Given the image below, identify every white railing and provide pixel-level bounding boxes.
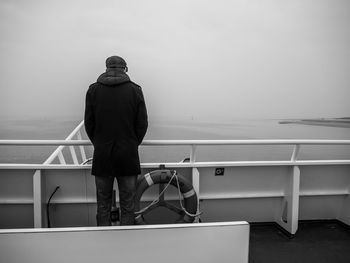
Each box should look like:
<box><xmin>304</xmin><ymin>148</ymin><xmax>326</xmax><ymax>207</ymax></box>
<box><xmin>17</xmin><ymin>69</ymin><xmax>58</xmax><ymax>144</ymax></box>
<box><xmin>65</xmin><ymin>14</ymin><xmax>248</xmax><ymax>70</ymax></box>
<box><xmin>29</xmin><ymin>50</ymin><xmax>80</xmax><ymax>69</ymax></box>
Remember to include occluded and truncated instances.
<box><xmin>43</xmin><ymin>120</ymin><xmax>87</xmax><ymax>165</ymax></box>
<box><xmin>1</xmin><ymin>139</ymin><xmax>350</xmax><ymax>169</ymax></box>
<box><xmin>0</xmin><ymin>121</ymin><xmax>349</xmax><ymax>234</ymax></box>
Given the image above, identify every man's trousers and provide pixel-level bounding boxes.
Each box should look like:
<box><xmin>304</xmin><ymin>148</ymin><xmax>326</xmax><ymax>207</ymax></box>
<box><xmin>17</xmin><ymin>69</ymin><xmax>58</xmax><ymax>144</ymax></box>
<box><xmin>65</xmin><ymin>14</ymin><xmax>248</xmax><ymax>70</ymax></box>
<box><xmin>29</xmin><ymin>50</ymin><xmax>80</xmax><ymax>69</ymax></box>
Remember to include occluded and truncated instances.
<box><xmin>95</xmin><ymin>175</ymin><xmax>138</xmax><ymax>226</ymax></box>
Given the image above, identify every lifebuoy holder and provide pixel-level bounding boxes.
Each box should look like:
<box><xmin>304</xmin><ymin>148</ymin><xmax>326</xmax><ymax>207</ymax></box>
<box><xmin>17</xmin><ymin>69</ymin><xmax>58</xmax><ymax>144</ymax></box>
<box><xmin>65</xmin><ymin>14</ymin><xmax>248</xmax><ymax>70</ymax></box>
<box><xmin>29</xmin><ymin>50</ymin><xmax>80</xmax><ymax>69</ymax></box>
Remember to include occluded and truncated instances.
<box><xmin>134</xmin><ymin>169</ymin><xmax>199</xmax><ymax>224</ymax></box>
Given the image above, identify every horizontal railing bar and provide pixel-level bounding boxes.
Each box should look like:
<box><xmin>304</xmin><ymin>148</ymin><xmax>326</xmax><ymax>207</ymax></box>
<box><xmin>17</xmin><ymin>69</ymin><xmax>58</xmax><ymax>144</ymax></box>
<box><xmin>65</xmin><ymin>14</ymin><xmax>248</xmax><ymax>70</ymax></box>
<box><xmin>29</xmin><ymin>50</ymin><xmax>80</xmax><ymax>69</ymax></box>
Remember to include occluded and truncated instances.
<box><xmin>142</xmin><ymin>139</ymin><xmax>350</xmax><ymax>146</ymax></box>
<box><xmin>200</xmin><ymin>193</ymin><xmax>285</xmax><ymax>199</ymax></box>
<box><xmin>200</xmin><ymin>190</ymin><xmax>349</xmax><ymax>200</ymax></box>
<box><xmin>142</xmin><ymin>161</ymin><xmax>296</xmax><ymax>168</ymax></box>
<box><xmin>1</xmin><ymin>139</ymin><xmax>350</xmax><ymax>146</ymax></box>
<box><xmin>300</xmin><ymin>190</ymin><xmax>349</xmax><ymax>196</ymax></box>
<box><xmin>0</xmin><ymin>198</ymin><xmax>34</xmax><ymax>204</ymax></box>
<box><xmin>0</xmin><ymin>140</ymin><xmax>91</xmax><ymax>146</ymax></box>
<box><xmin>1</xmin><ymin>159</ymin><xmax>349</xmax><ymax>169</ymax></box>
<box><xmin>1</xmin><ymin>189</ymin><xmax>347</xmax><ymax>205</ymax></box>
<box><xmin>294</xmin><ymin>160</ymin><xmax>350</xmax><ymax>165</ymax></box>
<box><xmin>0</xmin><ymin>198</ymin><xmax>182</xmax><ymax>205</ymax></box>
<box><xmin>143</xmin><ymin>160</ymin><xmax>350</xmax><ymax>167</ymax></box>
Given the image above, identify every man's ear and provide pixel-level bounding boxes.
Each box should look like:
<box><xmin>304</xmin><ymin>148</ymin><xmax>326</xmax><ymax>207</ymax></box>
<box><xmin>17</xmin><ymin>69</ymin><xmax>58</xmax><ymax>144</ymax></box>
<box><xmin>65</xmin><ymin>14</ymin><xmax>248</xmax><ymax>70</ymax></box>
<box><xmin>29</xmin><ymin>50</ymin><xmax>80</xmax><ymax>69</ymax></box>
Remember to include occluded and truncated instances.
<box><xmin>125</xmin><ymin>66</ymin><xmax>128</xmax><ymax>73</ymax></box>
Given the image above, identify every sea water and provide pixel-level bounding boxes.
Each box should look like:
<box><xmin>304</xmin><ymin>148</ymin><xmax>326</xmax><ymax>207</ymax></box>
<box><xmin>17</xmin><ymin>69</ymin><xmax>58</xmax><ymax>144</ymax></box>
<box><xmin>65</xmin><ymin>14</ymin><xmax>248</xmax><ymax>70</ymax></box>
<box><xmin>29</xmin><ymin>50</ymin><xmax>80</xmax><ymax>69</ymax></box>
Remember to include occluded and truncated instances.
<box><xmin>0</xmin><ymin>117</ymin><xmax>349</xmax><ymax>164</ymax></box>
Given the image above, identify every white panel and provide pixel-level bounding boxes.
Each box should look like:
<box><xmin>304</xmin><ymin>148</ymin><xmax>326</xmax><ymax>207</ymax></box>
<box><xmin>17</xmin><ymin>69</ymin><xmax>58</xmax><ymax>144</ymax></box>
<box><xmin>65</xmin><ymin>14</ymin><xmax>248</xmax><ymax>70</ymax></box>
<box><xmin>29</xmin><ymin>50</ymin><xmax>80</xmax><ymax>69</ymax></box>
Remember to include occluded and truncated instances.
<box><xmin>339</xmin><ymin>196</ymin><xmax>350</xmax><ymax>225</ymax></box>
<box><xmin>199</xmin><ymin>166</ymin><xmax>289</xmax><ymax>196</ymax></box>
<box><xmin>200</xmin><ymin>198</ymin><xmax>282</xmax><ymax>222</ymax></box>
<box><xmin>84</xmin><ymin>169</ymin><xmax>96</xmax><ymax>201</ymax></box>
<box><xmin>0</xmin><ymin>222</ymin><xmax>249</xmax><ymax>263</ymax></box>
<box><xmin>0</xmin><ymin>205</ymin><xmax>33</xmax><ymax>229</ymax></box>
<box><xmin>47</xmin><ymin>203</ymin><xmax>92</xmax><ymax>228</ymax></box>
<box><xmin>299</xmin><ymin>196</ymin><xmax>345</xmax><ymax>220</ymax></box>
<box><xmin>338</xmin><ymin>177</ymin><xmax>350</xmax><ymax>225</ymax></box>
<box><xmin>44</xmin><ymin>170</ymin><xmax>88</xmax><ymax>200</ymax></box>
<box><xmin>300</xmin><ymin>166</ymin><xmax>350</xmax><ymax>193</ymax></box>
<box><xmin>0</xmin><ymin>170</ymin><xmax>34</xmax><ymax>200</ymax></box>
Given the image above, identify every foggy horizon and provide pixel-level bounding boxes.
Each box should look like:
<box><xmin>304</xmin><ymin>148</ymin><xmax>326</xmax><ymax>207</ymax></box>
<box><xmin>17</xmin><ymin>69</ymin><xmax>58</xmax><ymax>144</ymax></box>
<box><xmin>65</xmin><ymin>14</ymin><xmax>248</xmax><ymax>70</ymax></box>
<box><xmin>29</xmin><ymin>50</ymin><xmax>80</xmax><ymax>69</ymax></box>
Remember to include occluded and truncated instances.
<box><xmin>1</xmin><ymin>0</ymin><xmax>349</xmax><ymax>121</ymax></box>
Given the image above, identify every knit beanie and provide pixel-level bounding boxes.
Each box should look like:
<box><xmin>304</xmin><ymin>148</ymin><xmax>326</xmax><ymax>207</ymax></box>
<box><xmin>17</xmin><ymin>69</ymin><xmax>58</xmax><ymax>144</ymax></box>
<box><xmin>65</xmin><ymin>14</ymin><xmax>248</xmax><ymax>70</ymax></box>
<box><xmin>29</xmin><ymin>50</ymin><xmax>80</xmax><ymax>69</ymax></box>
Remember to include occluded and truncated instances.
<box><xmin>106</xmin><ymin>56</ymin><xmax>127</xmax><ymax>69</ymax></box>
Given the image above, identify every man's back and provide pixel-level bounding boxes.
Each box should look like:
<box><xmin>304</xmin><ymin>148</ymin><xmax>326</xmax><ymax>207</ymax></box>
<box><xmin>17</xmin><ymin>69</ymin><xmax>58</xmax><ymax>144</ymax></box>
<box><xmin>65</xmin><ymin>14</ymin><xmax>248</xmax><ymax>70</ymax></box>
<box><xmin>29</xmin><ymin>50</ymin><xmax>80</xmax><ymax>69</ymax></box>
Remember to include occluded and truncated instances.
<box><xmin>87</xmin><ymin>81</ymin><xmax>146</xmax><ymax>145</ymax></box>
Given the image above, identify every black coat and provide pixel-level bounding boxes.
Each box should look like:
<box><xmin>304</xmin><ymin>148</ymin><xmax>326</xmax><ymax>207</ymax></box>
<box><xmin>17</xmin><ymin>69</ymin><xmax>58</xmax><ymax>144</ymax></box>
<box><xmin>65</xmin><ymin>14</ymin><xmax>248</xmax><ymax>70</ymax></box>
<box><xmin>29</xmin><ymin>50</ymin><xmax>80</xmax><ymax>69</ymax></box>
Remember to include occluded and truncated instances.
<box><xmin>84</xmin><ymin>69</ymin><xmax>148</xmax><ymax>177</ymax></box>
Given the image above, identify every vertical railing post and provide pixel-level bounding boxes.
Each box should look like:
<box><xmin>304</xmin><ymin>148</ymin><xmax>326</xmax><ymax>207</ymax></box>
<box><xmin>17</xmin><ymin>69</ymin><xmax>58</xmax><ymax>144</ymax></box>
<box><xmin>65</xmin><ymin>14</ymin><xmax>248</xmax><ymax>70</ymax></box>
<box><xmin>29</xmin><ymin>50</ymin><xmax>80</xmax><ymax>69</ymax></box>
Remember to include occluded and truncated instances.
<box><xmin>190</xmin><ymin>145</ymin><xmax>200</xmax><ymax>220</ymax></box>
<box><xmin>33</xmin><ymin>170</ymin><xmax>46</xmax><ymax>228</ymax></box>
<box><xmin>291</xmin><ymin>144</ymin><xmax>301</xmax><ymax>162</ymax></box>
<box><xmin>275</xmin><ymin>144</ymin><xmax>301</xmax><ymax>235</ymax></box>
<box><xmin>69</xmin><ymin>145</ymin><xmax>79</xmax><ymax>165</ymax></box>
<box><xmin>77</xmin><ymin>130</ymin><xmax>87</xmax><ymax>163</ymax></box>
<box><xmin>190</xmin><ymin>145</ymin><xmax>196</xmax><ymax>164</ymax></box>
<box><xmin>289</xmin><ymin>144</ymin><xmax>301</xmax><ymax>234</ymax></box>
<box><xmin>289</xmin><ymin>165</ymin><xmax>300</xmax><ymax>234</ymax></box>
<box><xmin>58</xmin><ymin>151</ymin><xmax>66</xmax><ymax>164</ymax></box>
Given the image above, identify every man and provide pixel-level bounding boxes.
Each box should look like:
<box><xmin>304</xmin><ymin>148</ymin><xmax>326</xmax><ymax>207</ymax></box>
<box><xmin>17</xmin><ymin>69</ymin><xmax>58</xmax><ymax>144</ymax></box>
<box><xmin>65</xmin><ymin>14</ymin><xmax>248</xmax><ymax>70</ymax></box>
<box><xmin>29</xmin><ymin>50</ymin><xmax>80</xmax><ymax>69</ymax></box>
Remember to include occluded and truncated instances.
<box><xmin>84</xmin><ymin>56</ymin><xmax>148</xmax><ymax>226</ymax></box>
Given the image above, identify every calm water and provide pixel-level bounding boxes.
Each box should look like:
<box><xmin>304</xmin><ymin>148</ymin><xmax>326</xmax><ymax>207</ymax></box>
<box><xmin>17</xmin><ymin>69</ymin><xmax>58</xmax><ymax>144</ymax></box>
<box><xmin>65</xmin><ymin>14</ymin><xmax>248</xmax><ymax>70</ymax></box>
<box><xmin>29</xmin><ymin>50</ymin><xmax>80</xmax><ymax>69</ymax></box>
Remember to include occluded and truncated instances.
<box><xmin>0</xmin><ymin>117</ymin><xmax>349</xmax><ymax>163</ymax></box>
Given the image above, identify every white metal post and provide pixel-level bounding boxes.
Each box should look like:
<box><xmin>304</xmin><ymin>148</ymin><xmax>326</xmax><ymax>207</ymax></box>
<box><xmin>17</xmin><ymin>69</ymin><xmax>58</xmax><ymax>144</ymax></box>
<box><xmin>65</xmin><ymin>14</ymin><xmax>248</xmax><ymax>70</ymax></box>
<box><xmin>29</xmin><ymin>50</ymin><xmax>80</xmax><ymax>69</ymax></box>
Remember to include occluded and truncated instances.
<box><xmin>290</xmin><ymin>144</ymin><xmax>301</xmax><ymax>234</ymax></box>
<box><xmin>69</xmin><ymin>146</ymin><xmax>79</xmax><ymax>165</ymax></box>
<box><xmin>275</xmin><ymin>144</ymin><xmax>301</xmax><ymax>235</ymax></box>
<box><xmin>33</xmin><ymin>170</ymin><xmax>46</xmax><ymax>228</ymax></box>
<box><xmin>275</xmin><ymin>166</ymin><xmax>300</xmax><ymax>235</ymax></box>
<box><xmin>190</xmin><ymin>146</ymin><xmax>199</xmax><ymax>195</ymax></box>
<box><xmin>291</xmin><ymin>144</ymin><xmax>301</xmax><ymax>162</ymax></box>
<box><xmin>190</xmin><ymin>145</ymin><xmax>200</xmax><ymax>220</ymax></box>
<box><xmin>77</xmin><ymin>130</ymin><xmax>87</xmax><ymax>163</ymax></box>
<box><xmin>289</xmin><ymin>166</ymin><xmax>300</xmax><ymax>234</ymax></box>
<box><xmin>58</xmin><ymin>152</ymin><xmax>66</xmax><ymax>165</ymax></box>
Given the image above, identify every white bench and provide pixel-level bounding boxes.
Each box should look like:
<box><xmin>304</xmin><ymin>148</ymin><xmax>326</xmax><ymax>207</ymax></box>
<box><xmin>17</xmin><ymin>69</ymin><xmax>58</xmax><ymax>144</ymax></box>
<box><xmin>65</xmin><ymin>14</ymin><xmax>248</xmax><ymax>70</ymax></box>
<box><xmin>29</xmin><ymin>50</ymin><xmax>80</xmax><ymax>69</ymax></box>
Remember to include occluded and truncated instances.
<box><xmin>0</xmin><ymin>221</ymin><xmax>249</xmax><ymax>263</ymax></box>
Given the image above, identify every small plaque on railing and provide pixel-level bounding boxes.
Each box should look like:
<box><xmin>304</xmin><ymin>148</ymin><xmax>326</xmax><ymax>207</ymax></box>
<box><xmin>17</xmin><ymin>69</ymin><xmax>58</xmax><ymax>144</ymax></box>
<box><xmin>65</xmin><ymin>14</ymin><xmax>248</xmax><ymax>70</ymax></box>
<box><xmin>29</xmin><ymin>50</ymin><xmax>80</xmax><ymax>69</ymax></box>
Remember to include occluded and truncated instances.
<box><xmin>215</xmin><ymin>168</ymin><xmax>225</xmax><ymax>176</ymax></box>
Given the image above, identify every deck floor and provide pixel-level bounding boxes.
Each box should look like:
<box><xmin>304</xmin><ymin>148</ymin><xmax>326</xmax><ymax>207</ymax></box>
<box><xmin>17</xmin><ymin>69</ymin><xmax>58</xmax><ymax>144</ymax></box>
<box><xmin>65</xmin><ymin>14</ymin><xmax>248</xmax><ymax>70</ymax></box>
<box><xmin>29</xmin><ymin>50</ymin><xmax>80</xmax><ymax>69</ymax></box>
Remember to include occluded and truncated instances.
<box><xmin>249</xmin><ymin>221</ymin><xmax>350</xmax><ymax>263</ymax></box>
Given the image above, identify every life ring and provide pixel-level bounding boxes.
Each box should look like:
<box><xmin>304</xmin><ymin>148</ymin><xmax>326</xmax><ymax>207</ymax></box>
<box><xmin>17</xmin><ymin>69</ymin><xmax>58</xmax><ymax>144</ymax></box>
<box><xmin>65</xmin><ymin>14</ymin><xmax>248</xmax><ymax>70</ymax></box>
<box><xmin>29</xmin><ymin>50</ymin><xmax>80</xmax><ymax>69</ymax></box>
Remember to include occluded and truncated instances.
<box><xmin>134</xmin><ymin>169</ymin><xmax>198</xmax><ymax>224</ymax></box>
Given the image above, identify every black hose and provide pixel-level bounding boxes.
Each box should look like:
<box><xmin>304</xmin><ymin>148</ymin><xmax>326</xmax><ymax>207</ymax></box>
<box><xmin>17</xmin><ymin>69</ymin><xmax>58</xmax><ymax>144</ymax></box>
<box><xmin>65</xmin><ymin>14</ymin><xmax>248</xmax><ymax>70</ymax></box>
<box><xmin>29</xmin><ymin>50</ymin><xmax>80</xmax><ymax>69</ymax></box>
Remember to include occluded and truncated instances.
<box><xmin>47</xmin><ymin>186</ymin><xmax>60</xmax><ymax>228</ymax></box>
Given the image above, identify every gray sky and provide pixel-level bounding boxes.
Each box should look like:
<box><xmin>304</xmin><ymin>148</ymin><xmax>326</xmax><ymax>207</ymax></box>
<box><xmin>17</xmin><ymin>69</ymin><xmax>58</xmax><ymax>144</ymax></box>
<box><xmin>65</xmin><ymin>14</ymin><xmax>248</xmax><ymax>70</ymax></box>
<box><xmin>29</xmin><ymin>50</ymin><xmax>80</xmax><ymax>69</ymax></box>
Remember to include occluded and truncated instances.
<box><xmin>0</xmin><ymin>0</ymin><xmax>349</xmax><ymax>121</ymax></box>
